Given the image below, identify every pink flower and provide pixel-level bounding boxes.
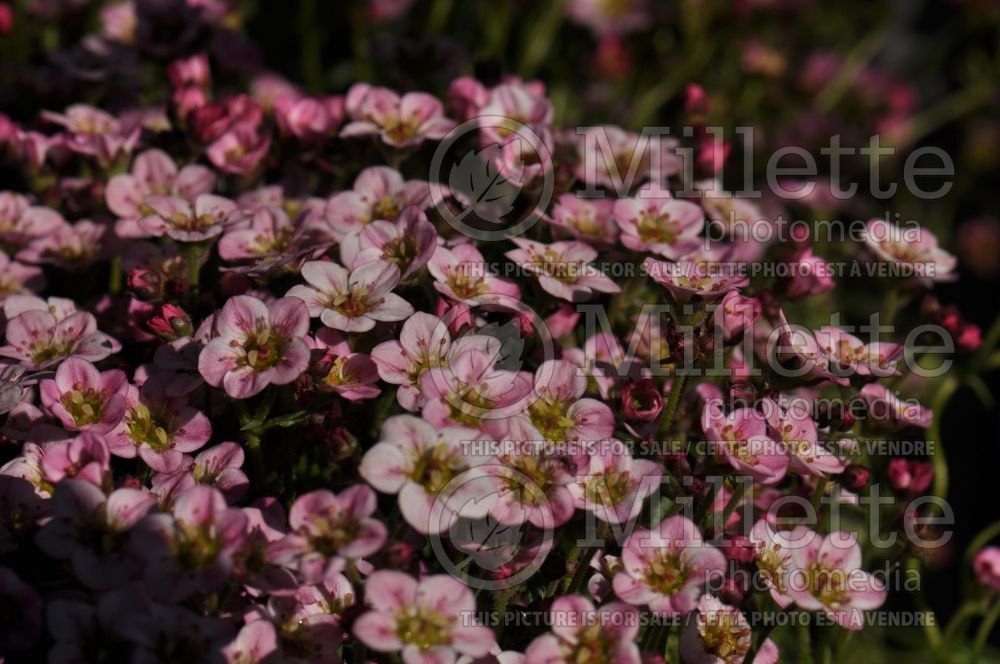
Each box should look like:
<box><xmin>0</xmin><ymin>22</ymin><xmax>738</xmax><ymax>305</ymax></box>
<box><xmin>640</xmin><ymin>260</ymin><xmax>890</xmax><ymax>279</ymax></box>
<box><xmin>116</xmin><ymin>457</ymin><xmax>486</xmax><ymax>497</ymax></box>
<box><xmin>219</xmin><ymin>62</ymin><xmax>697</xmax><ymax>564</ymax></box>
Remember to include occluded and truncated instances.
<box><xmin>783</xmin><ymin>246</ymin><xmax>836</xmax><ymax>299</ymax></box>
<box><xmin>814</xmin><ymin>326</ymin><xmax>903</xmax><ymax>379</ymax></box>
<box><xmin>275</xmin><ymin>95</ymin><xmax>334</xmax><ymax>142</ymax></box>
<box><xmin>138</xmin><ymin>193</ymin><xmax>236</xmax><ymax>242</ymax></box>
<box><xmin>151</xmin><ymin>441</ymin><xmax>250</xmax><ymax>505</ymax></box>
<box><xmin>353</xmin><ymin>571</ymin><xmax>495</xmax><ymax>664</ymax></box>
<box><xmin>207</xmin><ymin>122</ymin><xmax>271</xmax><ymax>175</ymax></box>
<box><xmin>168</xmin><ymin>52</ymin><xmax>211</xmax><ymax>89</ymax></box>
<box><xmin>861</xmin><ymin>218</ymin><xmax>956</xmax><ymax>282</ymax></box>
<box><xmin>644</xmin><ymin>255</ymin><xmax>748</xmax><ymax>303</ymax></box>
<box><xmin>477</xmin><ymin>81</ymin><xmax>553</xmax><ymax>142</ymax></box>
<box><xmin>0</xmin><ymin>308</ymin><xmax>120</xmax><ymax>370</ymax></box>
<box><xmin>18</xmin><ymin>219</ymin><xmax>108</xmax><ymax>269</ymax></box>
<box><xmin>309</xmin><ymin>328</ymin><xmax>381</xmax><ymax>401</ymax></box>
<box><xmin>36</xmin><ymin>479</ymin><xmax>157</xmax><ymax>589</ymax></box>
<box><xmin>133</xmin><ymin>485</ymin><xmax>248</xmax><ymax>602</ymax></box>
<box><xmin>0</xmin><ymin>250</ymin><xmax>45</xmax><ymax>300</ymax></box>
<box><xmin>360</xmin><ymin>414</ymin><xmax>493</xmax><ymax>534</ymax></box>
<box><xmin>222</xmin><ymin>620</ymin><xmax>280</xmax><ymax>664</ymax></box>
<box><xmin>429</xmin><ymin>243</ymin><xmax>521</xmax><ymax>304</ymax></box>
<box><xmin>268</xmin><ymin>484</ymin><xmax>386</xmax><ymax>583</ymax></box>
<box><xmin>859</xmin><ymin>383</ymin><xmax>932</xmax><ymax>430</ymax></box>
<box><xmin>524</xmin><ymin>596</ymin><xmax>640</xmax><ymax>664</ymax></box>
<box><xmin>702</xmin><ymin>405</ymin><xmax>788</xmax><ymax>484</ymax></box>
<box><xmin>748</xmin><ymin>520</ymin><xmax>804</xmax><ymax>608</ymax></box>
<box><xmin>322</xmin><ymin>166</ymin><xmax>429</xmax><ymax>239</ymax></box>
<box><xmin>42</xmin><ymin>104</ymin><xmax>140</xmax><ymax>164</ymax></box>
<box><xmin>39</xmin><ymin>432</ymin><xmax>112</xmax><ymax>487</ymax></box>
<box><xmin>199</xmin><ymin>295</ymin><xmax>311</xmax><ymax>398</ymax></box>
<box><xmin>548</xmin><ymin>195</ymin><xmax>618</xmax><ymax>246</ymax></box>
<box><xmin>577</xmin><ymin>126</ymin><xmax>680</xmax><ymax>188</ymax></box>
<box><xmin>769</xmin><ymin>311</ymin><xmax>850</xmax><ymax>386</ymax></box>
<box><xmin>679</xmin><ymin>594</ymin><xmax>780</xmax><ymax>664</ymax></box>
<box><xmin>286</xmin><ymin>260</ymin><xmax>413</xmax><ymax>332</ymax></box>
<box><xmin>785</xmin><ymin>531</ymin><xmax>887</xmax><ymax>630</ymax></box>
<box><xmin>39</xmin><ymin>358</ymin><xmax>128</xmax><ymax>433</ymax></box>
<box><xmin>420</xmin><ymin>345</ymin><xmax>533</xmax><ymax>430</ymax></box>
<box><xmin>570</xmin><ymin>439</ymin><xmax>661</xmax><ymax>523</ymax></box>
<box><xmin>105</xmin><ymin>149</ymin><xmax>216</xmax><ymax>230</ymax></box>
<box><xmin>505</xmin><ymin>238</ymin><xmax>620</xmax><ymax>302</ymax></box>
<box><xmin>345</xmin><ymin>206</ymin><xmax>438</xmax><ymax>280</ymax></box>
<box><xmin>447</xmin><ymin>76</ymin><xmax>489</xmax><ymax>122</ymax></box>
<box><xmin>105</xmin><ymin>375</ymin><xmax>212</xmax><ymax>473</ymax></box>
<box><xmin>886</xmin><ymin>458</ymin><xmax>933</xmax><ymax>495</ymax></box>
<box><xmin>342</xmin><ymin>86</ymin><xmax>455</xmax><ymax>148</ymax></box>
<box><xmin>0</xmin><ymin>193</ymin><xmax>64</xmax><ymax>252</ymax></box>
<box><xmin>716</xmin><ymin>291</ymin><xmax>760</xmax><ymax>341</ymax></box>
<box><xmin>371</xmin><ymin>312</ymin><xmax>498</xmax><ymax>411</ymax></box>
<box><xmin>483</xmin><ymin>433</ymin><xmax>576</xmax><ymax>529</ymax></box>
<box><xmin>761</xmin><ymin>399</ymin><xmax>844</xmax><ymax>477</ymax></box>
<box><xmin>612</xmin><ymin>515</ymin><xmax>727</xmax><ymax>616</ymax></box>
<box><xmin>613</xmin><ymin>186</ymin><xmax>704</xmax><ymax>258</ymax></box>
<box><xmin>973</xmin><ymin>546</ymin><xmax>1000</xmax><ymax>593</ymax></box>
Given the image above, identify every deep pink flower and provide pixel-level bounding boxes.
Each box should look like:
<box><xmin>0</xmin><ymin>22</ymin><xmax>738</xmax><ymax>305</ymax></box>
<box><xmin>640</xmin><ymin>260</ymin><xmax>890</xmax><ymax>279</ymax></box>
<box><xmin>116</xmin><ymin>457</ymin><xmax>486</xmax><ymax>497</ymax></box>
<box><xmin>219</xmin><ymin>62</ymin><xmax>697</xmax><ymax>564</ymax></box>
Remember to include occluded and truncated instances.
<box><xmin>275</xmin><ymin>95</ymin><xmax>334</xmax><ymax>142</ymax></box>
<box><xmin>621</xmin><ymin>378</ymin><xmax>663</xmax><ymax>422</ymax></box>
<box><xmin>814</xmin><ymin>326</ymin><xmax>903</xmax><ymax>379</ymax></box>
<box><xmin>785</xmin><ymin>531</ymin><xmax>887</xmax><ymax>630</ymax></box>
<box><xmin>679</xmin><ymin>594</ymin><xmax>780</xmax><ymax>664</ymax></box>
<box><xmin>105</xmin><ymin>375</ymin><xmax>212</xmax><ymax>473</ymax></box>
<box><xmin>974</xmin><ymin>546</ymin><xmax>1000</xmax><ymax>593</ymax></box>
<box><xmin>36</xmin><ymin>479</ymin><xmax>156</xmax><ymax>589</ymax></box>
<box><xmin>360</xmin><ymin>414</ymin><xmax>493</xmax><ymax>534</ymax></box>
<box><xmin>287</xmin><ymin>260</ymin><xmax>412</xmax><ymax>332</ymax></box>
<box><xmin>342</xmin><ymin>86</ymin><xmax>455</xmax><ymax>148</ymax></box>
<box><xmin>39</xmin><ymin>357</ymin><xmax>128</xmax><ymax>433</ymax></box>
<box><xmin>0</xmin><ymin>308</ymin><xmax>120</xmax><ymax>370</ymax></box>
<box><xmin>612</xmin><ymin>515</ymin><xmax>727</xmax><ymax>616</ymax></box>
<box><xmin>886</xmin><ymin>458</ymin><xmax>933</xmax><ymax>494</ymax></box>
<box><xmin>353</xmin><ymin>571</ymin><xmax>495</xmax><ymax>664</ymax></box>
<box><xmin>199</xmin><ymin>295</ymin><xmax>311</xmax><ymax>398</ymax></box>
<box><xmin>207</xmin><ymin>122</ymin><xmax>271</xmax><ymax>175</ymax></box>
<box><xmin>138</xmin><ymin>193</ymin><xmax>236</xmax><ymax>242</ymax></box>
<box><xmin>268</xmin><ymin>484</ymin><xmax>386</xmax><ymax>583</ymax></box>
<box><xmin>322</xmin><ymin>166</ymin><xmax>430</xmax><ymax>240</ymax></box>
<box><xmin>716</xmin><ymin>291</ymin><xmax>760</xmax><ymax>341</ymax></box>
<box><xmin>168</xmin><ymin>52</ymin><xmax>211</xmax><ymax>89</ymax></box>
<box><xmin>769</xmin><ymin>311</ymin><xmax>850</xmax><ymax>386</ymax></box>
<box><xmin>483</xmin><ymin>433</ymin><xmax>576</xmax><ymax>529</ymax></box>
<box><xmin>506</xmin><ymin>238</ymin><xmax>620</xmax><ymax>302</ymax></box>
<box><xmin>570</xmin><ymin>439</ymin><xmax>661</xmax><ymax>523</ymax></box>
<box><xmin>613</xmin><ymin>186</ymin><xmax>704</xmax><ymax>258</ymax></box>
<box><xmin>783</xmin><ymin>246</ymin><xmax>836</xmax><ymax>299</ymax></box>
<box><xmin>523</xmin><ymin>596</ymin><xmax>640</xmax><ymax>664</ymax></box>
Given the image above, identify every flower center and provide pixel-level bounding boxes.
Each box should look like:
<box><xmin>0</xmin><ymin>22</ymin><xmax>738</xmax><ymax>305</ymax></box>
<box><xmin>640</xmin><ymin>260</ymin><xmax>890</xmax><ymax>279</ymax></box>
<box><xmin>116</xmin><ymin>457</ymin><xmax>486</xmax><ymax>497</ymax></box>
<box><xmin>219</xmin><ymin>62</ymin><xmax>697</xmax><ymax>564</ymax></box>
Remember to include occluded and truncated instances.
<box><xmin>382</xmin><ymin>236</ymin><xmax>420</xmax><ymax>274</ymax></box>
<box><xmin>699</xmin><ymin>612</ymin><xmax>751</xmax><ymax>662</ymax></box>
<box><xmin>636</xmin><ymin>212</ymin><xmax>679</xmax><ymax>245</ymax></box>
<box><xmin>584</xmin><ymin>466</ymin><xmax>635</xmax><ymax>507</ymax></box>
<box><xmin>172</xmin><ymin>522</ymin><xmax>221</xmax><ymax>571</ymax></box>
<box><xmin>371</xmin><ymin>194</ymin><xmax>402</xmax><ymax>221</ymax></box>
<box><xmin>395</xmin><ymin>606</ymin><xmax>453</xmax><ymax>651</ymax></box>
<box><xmin>409</xmin><ymin>443</ymin><xmax>462</xmax><ymax>495</ymax></box>
<box><xmin>307</xmin><ymin>506</ymin><xmax>360</xmax><ymax>556</ymax></box>
<box><xmin>125</xmin><ymin>402</ymin><xmax>173</xmax><ymax>451</ymax></box>
<box><xmin>561</xmin><ymin>623</ymin><xmax>617</xmax><ymax>664</ymax></box>
<box><xmin>527</xmin><ymin>398</ymin><xmax>575</xmax><ymax>442</ymax></box>
<box><xmin>237</xmin><ymin>327</ymin><xmax>284</xmax><ymax>371</ymax></box>
<box><xmin>60</xmin><ymin>384</ymin><xmax>107</xmax><ymax>426</ymax></box>
<box><xmin>644</xmin><ymin>550</ymin><xmax>690</xmax><ymax>595</ymax></box>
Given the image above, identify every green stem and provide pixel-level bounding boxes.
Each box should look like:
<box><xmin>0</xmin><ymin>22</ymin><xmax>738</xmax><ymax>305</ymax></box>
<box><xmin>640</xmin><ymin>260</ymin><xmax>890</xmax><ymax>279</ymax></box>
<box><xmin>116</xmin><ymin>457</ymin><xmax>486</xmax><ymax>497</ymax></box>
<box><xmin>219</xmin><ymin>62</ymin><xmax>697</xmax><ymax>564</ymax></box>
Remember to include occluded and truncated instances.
<box><xmin>565</xmin><ymin>546</ymin><xmax>599</xmax><ymax>595</ymax></box>
<box><xmin>719</xmin><ymin>476</ymin><xmax>750</xmax><ymax>529</ymax></box>
<box><xmin>941</xmin><ymin>599</ymin><xmax>984</xmax><ymax>645</ymax></box>
<box><xmin>973</xmin><ymin>596</ymin><xmax>1000</xmax><ymax>654</ymax></box>
<box><xmin>659</xmin><ymin>374</ymin><xmax>688</xmax><ymax>439</ymax></box>
<box><xmin>904</xmin><ymin>556</ymin><xmax>942</xmax><ymax>649</ymax></box>
<box><xmin>811</xmin><ymin>477</ymin><xmax>828</xmax><ymax>523</ymax></box>
<box><xmin>798</xmin><ymin>619</ymin><xmax>814</xmax><ymax>664</ymax></box>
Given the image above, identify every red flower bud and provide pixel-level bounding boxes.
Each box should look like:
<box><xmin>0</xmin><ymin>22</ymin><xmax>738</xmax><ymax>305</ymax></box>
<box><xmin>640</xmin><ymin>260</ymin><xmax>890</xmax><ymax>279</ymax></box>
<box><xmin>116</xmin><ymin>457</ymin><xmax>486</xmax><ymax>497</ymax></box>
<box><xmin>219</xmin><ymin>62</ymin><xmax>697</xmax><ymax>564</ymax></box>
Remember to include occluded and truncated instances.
<box><xmin>622</xmin><ymin>379</ymin><xmax>664</xmax><ymax>422</ymax></box>
<box><xmin>838</xmin><ymin>464</ymin><xmax>870</xmax><ymax>491</ymax></box>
